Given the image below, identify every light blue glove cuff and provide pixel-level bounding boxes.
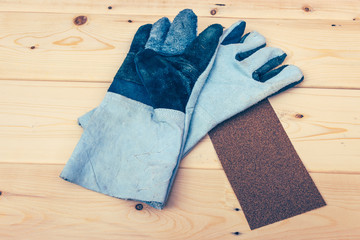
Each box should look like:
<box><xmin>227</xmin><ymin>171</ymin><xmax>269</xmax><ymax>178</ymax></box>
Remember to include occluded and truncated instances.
<box><xmin>61</xmin><ymin>92</ymin><xmax>184</xmax><ymax>208</ymax></box>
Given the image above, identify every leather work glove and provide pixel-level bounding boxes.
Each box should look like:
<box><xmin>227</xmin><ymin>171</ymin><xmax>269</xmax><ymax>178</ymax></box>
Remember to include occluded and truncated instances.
<box><xmin>61</xmin><ymin>11</ymin><xmax>303</xmax><ymax>209</ymax></box>
<box><xmin>182</xmin><ymin>21</ymin><xmax>303</xmax><ymax>155</ymax></box>
<box><xmin>60</xmin><ymin>21</ymin><xmax>224</xmax><ymax>209</ymax></box>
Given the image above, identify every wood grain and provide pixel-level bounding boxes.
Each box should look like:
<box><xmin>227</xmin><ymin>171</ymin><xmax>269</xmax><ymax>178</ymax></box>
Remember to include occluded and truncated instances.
<box><xmin>0</xmin><ymin>12</ymin><xmax>360</xmax><ymax>88</ymax></box>
<box><xmin>1</xmin><ymin>0</ymin><xmax>359</xmax><ymax>20</ymax></box>
<box><xmin>0</xmin><ymin>0</ymin><xmax>359</xmax><ymax>238</ymax></box>
<box><xmin>0</xmin><ymin>163</ymin><xmax>359</xmax><ymax>240</ymax></box>
<box><xmin>269</xmin><ymin>88</ymin><xmax>360</xmax><ymax>174</ymax></box>
<box><xmin>0</xmin><ymin>80</ymin><xmax>359</xmax><ymax>173</ymax></box>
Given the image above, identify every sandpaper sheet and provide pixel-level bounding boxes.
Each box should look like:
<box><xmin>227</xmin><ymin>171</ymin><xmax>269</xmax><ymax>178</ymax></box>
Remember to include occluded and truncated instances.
<box><xmin>208</xmin><ymin>99</ymin><xmax>326</xmax><ymax>230</ymax></box>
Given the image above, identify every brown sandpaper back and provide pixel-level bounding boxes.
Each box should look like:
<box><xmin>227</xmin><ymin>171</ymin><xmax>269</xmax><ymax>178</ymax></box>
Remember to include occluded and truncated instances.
<box><xmin>208</xmin><ymin>99</ymin><xmax>326</xmax><ymax>230</ymax></box>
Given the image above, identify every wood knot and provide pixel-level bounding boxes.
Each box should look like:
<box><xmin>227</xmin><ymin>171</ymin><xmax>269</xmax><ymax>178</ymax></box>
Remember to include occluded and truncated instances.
<box><xmin>30</xmin><ymin>46</ymin><xmax>36</xmax><ymax>49</ymax></box>
<box><xmin>135</xmin><ymin>203</ymin><xmax>143</xmax><ymax>210</ymax></box>
<box><xmin>295</xmin><ymin>113</ymin><xmax>304</xmax><ymax>118</ymax></box>
<box><xmin>108</xmin><ymin>6</ymin><xmax>112</xmax><ymax>10</ymax></box>
<box><xmin>302</xmin><ymin>5</ymin><xmax>312</xmax><ymax>12</ymax></box>
<box><xmin>210</xmin><ymin>8</ymin><xmax>217</xmax><ymax>15</ymax></box>
<box><xmin>73</xmin><ymin>16</ymin><xmax>87</xmax><ymax>25</ymax></box>
<box><xmin>128</xmin><ymin>19</ymin><xmax>133</xmax><ymax>23</ymax></box>
<box><xmin>232</xmin><ymin>232</ymin><xmax>241</xmax><ymax>236</ymax></box>
<box><xmin>234</xmin><ymin>208</ymin><xmax>241</xmax><ymax>211</ymax></box>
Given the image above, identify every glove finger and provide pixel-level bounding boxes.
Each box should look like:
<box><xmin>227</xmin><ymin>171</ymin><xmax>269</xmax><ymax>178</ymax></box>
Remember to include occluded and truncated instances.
<box><xmin>108</xmin><ymin>24</ymin><xmax>152</xmax><ymax>103</ymax></box>
<box><xmin>237</xmin><ymin>47</ymin><xmax>286</xmax><ymax>77</ymax></box>
<box><xmin>162</xmin><ymin>9</ymin><xmax>197</xmax><ymax>55</ymax></box>
<box><xmin>235</xmin><ymin>31</ymin><xmax>266</xmax><ymax>60</ymax></box>
<box><xmin>109</xmin><ymin>24</ymin><xmax>152</xmax><ymax>93</ymax></box>
<box><xmin>252</xmin><ymin>51</ymin><xmax>287</xmax><ymax>81</ymax></box>
<box><xmin>263</xmin><ymin>65</ymin><xmax>304</xmax><ymax>96</ymax></box>
<box><xmin>129</xmin><ymin>24</ymin><xmax>153</xmax><ymax>53</ymax></box>
<box><xmin>221</xmin><ymin>21</ymin><xmax>246</xmax><ymax>45</ymax></box>
<box><xmin>145</xmin><ymin>17</ymin><xmax>171</xmax><ymax>52</ymax></box>
<box><xmin>183</xmin><ymin>24</ymin><xmax>223</xmax><ymax>72</ymax></box>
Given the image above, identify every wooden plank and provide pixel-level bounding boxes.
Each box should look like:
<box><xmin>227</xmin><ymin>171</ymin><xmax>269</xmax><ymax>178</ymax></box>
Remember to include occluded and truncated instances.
<box><xmin>0</xmin><ymin>81</ymin><xmax>106</xmax><ymax>165</ymax></box>
<box><xmin>0</xmin><ymin>163</ymin><xmax>359</xmax><ymax>239</ymax></box>
<box><xmin>269</xmin><ymin>88</ymin><xmax>360</xmax><ymax>174</ymax></box>
<box><xmin>0</xmin><ymin>80</ymin><xmax>359</xmax><ymax>173</ymax></box>
<box><xmin>0</xmin><ymin>12</ymin><xmax>360</xmax><ymax>88</ymax></box>
<box><xmin>1</xmin><ymin>0</ymin><xmax>359</xmax><ymax>20</ymax></box>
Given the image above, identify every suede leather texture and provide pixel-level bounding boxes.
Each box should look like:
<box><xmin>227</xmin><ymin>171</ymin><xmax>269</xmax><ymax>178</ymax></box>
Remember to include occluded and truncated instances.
<box><xmin>61</xmin><ymin>23</ymin><xmax>224</xmax><ymax>209</ymax></box>
<box><xmin>135</xmin><ymin>24</ymin><xmax>223</xmax><ymax>112</ymax></box>
<box><xmin>182</xmin><ymin>22</ymin><xmax>304</xmax><ymax>155</ymax></box>
<box><xmin>135</xmin><ymin>24</ymin><xmax>226</xmax><ymax>206</ymax></box>
<box><xmin>78</xmin><ymin>9</ymin><xmax>197</xmax><ymax>128</ymax></box>
<box><xmin>61</xmin><ymin>93</ymin><xmax>185</xmax><ymax>209</ymax></box>
<box><xmin>145</xmin><ymin>9</ymin><xmax>197</xmax><ymax>56</ymax></box>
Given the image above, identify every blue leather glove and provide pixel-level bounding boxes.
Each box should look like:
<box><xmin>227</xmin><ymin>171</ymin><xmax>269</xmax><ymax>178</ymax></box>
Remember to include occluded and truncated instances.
<box><xmin>60</xmin><ymin>23</ymin><xmax>224</xmax><ymax>209</ymax></box>
<box><xmin>78</xmin><ymin>9</ymin><xmax>197</xmax><ymax>128</ymax></box>
<box><xmin>183</xmin><ymin>21</ymin><xmax>303</xmax><ymax>155</ymax></box>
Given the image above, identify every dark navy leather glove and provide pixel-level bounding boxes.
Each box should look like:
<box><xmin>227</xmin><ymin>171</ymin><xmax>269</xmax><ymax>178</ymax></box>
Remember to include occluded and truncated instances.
<box><xmin>78</xmin><ymin>9</ymin><xmax>197</xmax><ymax>128</ymax></box>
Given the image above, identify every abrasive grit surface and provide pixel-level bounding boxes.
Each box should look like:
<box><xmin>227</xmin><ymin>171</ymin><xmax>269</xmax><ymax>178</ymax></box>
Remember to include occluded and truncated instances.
<box><xmin>208</xmin><ymin>99</ymin><xmax>326</xmax><ymax>230</ymax></box>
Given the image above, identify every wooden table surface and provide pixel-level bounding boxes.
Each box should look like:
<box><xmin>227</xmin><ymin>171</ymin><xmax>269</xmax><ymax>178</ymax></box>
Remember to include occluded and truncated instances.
<box><xmin>0</xmin><ymin>1</ymin><xmax>359</xmax><ymax>239</ymax></box>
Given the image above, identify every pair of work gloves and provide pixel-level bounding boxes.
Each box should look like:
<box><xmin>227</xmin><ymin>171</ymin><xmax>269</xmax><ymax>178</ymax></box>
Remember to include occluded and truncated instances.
<box><xmin>60</xmin><ymin>9</ymin><xmax>303</xmax><ymax>209</ymax></box>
